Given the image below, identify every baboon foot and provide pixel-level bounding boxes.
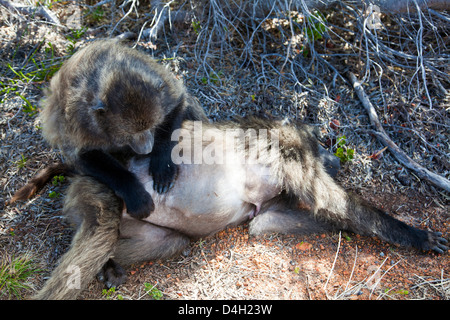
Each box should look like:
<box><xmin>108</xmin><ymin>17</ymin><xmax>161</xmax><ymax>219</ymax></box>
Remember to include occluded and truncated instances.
<box><xmin>423</xmin><ymin>232</ymin><xmax>448</xmax><ymax>254</ymax></box>
<box><xmin>97</xmin><ymin>259</ymin><xmax>127</xmax><ymax>289</ymax></box>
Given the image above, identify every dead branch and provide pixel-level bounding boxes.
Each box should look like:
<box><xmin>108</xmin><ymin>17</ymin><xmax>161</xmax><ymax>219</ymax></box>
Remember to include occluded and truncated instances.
<box><xmin>0</xmin><ymin>0</ymin><xmax>62</xmax><ymax>26</ymax></box>
<box><xmin>241</xmin><ymin>0</ymin><xmax>450</xmax><ymax>18</ymax></box>
<box><xmin>349</xmin><ymin>72</ymin><xmax>450</xmax><ymax>193</ymax></box>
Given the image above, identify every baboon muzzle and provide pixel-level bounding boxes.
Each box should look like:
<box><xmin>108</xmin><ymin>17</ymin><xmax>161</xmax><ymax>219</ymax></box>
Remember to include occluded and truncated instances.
<box><xmin>129</xmin><ymin>130</ymin><xmax>154</xmax><ymax>154</ymax></box>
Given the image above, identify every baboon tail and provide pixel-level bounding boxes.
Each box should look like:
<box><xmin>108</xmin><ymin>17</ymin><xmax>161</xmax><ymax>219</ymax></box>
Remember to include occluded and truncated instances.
<box><xmin>33</xmin><ymin>177</ymin><xmax>122</xmax><ymax>300</ymax></box>
<box><xmin>8</xmin><ymin>162</ymin><xmax>74</xmax><ymax>205</ymax></box>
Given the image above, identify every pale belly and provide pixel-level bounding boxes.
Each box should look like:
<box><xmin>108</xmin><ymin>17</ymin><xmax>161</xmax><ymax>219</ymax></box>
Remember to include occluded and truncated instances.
<box><xmin>124</xmin><ymin>158</ymin><xmax>257</xmax><ymax>237</ymax></box>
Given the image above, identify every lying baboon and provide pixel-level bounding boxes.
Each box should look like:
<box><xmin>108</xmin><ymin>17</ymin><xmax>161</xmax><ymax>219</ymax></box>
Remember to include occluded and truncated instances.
<box><xmin>30</xmin><ymin>117</ymin><xmax>447</xmax><ymax>299</ymax></box>
<box><xmin>39</xmin><ymin>39</ymin><xmax>206</xmax><ymax>219</ymax></box>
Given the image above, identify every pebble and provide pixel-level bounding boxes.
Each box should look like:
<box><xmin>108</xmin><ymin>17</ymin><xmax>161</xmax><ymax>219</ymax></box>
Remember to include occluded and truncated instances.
<box><xmin>396</xmin><ymin>173</ymin><xmax>411</xmax><ymax>186</ymax></box>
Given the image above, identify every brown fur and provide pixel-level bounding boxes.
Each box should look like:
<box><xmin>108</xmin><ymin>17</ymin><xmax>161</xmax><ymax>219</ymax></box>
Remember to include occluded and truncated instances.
<box><xmin>39</xmin><ymin>39</ymin><xmax>207</xmax><ymax>219</ymax></box>
<box><xmin>32</xmin><ymin>117</ymin><xmax>447</xmax><ymax>299</ymax></box>
<box><xmin>33</xmin><ymin>177</ymin><xmax>123</xmax><ymax>300</ymax></box>
<box><xmin>40</xmin><ymin>39</ymin><xmax>194</xmax><ymax>157</ymax></box>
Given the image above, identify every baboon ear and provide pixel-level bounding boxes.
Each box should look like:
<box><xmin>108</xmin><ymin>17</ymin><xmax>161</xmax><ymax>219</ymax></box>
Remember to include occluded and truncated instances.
<box><xmin>91</xmin><ymin>101</ymin><xmax>106</xmax><ymax>114</ymax></box>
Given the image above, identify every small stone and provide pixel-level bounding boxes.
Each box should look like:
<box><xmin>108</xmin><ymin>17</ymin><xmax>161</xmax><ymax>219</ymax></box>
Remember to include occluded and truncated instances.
<box><xmin>396</xmin><ymin>173</ymin><xmax>411</xmax><ymax>186</ymax></box>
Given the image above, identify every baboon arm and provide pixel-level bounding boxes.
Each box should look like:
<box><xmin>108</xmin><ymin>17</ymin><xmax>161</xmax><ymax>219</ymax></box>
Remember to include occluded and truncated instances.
<box><xmin>149</xmin><ymin>101</ymin><xmax>185</xmax><ymax>193</ymax></box>
<box><xmin>78</xmin><ymin>149</ymin><xmax>154</xmax><ymax>219</ymax></box>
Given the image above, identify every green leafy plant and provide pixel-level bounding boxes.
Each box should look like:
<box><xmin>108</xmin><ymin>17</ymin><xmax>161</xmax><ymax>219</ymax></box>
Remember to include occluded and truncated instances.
<box><xmin>334</xmin><ymin>136</ymin><xmax>354</xmax><ymax>163</ymax></box>
<box><xmin>0</xmin><ymin>80</ymin><xmax>18</xmax><ymax>99</ymax></box>
<box><xmin>196</xmin><ymin>238</ymin><xmax>206</xmax><ymax>248</ymax></box>
<box><xmin>19</xmin><ymin>94</ymin><xmax>38</xmax><ymax>117</ymax></box>
<box><xmin>52</xmin><ymin>175</ymin><xmax>65</xmax><ymax>186</ymax></box>
<box><xmin>102</xmin><ymin>287</ymin><xmax>116</xmax><ymax>299</ymax></box>
<box><xmin>16</xmin><ymin>154</ymin><xmax>27</xmax><ymax>169</ymax></box>
<box><xmin>191</xmin><ymin>20</ymin><xmax>202</xmax><ymax>34</ymax></box>
<box><xmin>201</xmin><ymin>70</ymin><xmax>223</xmax><ymax>85</ymax></box>
<box><xmin>144</xmin><ymin>282</ymin><xmax>163</xmax><ymax>300</ymax></box>
<box><xmin>300</xmin><ymin>10</ymin><xmax>327</xmax><ymax>57</ymax></box>
<box><xmin>1</xmin><ymin>40</ymin><xmax>63</xmax><ymax>110</ymax></box>
<box><xmin>101</xmin><ymin>287</ymin><xmax>124</xmax><ymax>300</ymax></box>
<box><xmin>304</xmin><ymin>10</ymin><xmax>327</xmax><ymax>42</ymax></box>
<box><xmin>35</xmin><ymin>0</ymin><xmax>59</xmax><ymax>9</ymax></box>
<box><xmin>394</xmin><ymin>289</ymin><xmax>409</xmax><ymax>295</ymax></box>
<box><xmin>66</xmin><ymin>27</ymin><xmax>87</xmax><ymax>53</ymax></box>
<box><xmin>88</xmin><ymin>6</ymin><xmax>105</xmax><ymax>22</ymax></box>
<box><xmin>48</xmin><ymin>191</ymin><xmax>60</xmax><ymax>199</ymax></box>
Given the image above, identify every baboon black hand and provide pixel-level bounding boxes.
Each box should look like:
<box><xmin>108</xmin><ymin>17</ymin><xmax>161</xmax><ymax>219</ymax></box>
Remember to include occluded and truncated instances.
<box><xmin>149</xmin><ymin>154</ymin><xmax>178</xmax><ymax>194</ymax></box>
<box><xmin>122</xmin><ymin>183</ymin><xmax>155</xmax><ymax>219</ymax></box>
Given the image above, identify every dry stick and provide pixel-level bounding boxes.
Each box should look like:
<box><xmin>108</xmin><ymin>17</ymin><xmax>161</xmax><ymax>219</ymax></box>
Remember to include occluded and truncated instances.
<box><xmin>324</xmin><ymin>231</ymin><xmax>341</xmax><ymax>296</ymax></box>
<box><xmin>348</xmin><ymin>72</ymin><xmax>450</xmax><ymax>193</ymax></box>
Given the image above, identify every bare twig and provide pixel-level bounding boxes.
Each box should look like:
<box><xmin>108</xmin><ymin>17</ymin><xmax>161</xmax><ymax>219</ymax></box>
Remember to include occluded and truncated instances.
<box><xmin>324</xmin><ymin>231</ymin><xmax>341</xmax><ymax>296</ymax></box>
<box><xmin>349</xmin><ymin>72</ymin><xmax>450</xmax><ymax>193</ymax></box>
<box><xmin>142</xmin><ymin>0</ymin><xmax>175</xmax><ymax>40</ymax></box>
<box><xmin>110</xmin><ymin>0</ymin><xmax>140</xmax><ymax>36</ymax></box>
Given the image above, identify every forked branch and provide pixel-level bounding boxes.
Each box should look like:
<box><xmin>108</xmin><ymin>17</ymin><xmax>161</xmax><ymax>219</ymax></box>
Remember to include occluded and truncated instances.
<box><xmin>349</xmin><ymin>72</ymin><xmax>450</xmax><ymax>193</ymax></box>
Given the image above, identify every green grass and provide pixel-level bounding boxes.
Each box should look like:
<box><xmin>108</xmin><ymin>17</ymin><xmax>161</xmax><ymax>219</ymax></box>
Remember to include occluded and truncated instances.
<box><xmin>0</xmin><ymin>40</ymin><xmax>64</xmax><ymax>116</ymax></box>
<box><xmin>0</xmin><ymin>254</ymin><xmax>41</xmax><ymax>299</ymax></box>
<box><xmin>15</xmin><ymin>154</ymin><xmax>27</xmax><ymax>169</ymax></box>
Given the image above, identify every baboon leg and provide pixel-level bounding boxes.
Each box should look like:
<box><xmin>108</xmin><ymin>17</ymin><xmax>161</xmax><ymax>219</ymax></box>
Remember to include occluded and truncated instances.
<box><xmin>328</xmin><ymin>192</ymin><xmax>448</xmax><ymax>253</ymax></box>
<box><xmin>33</xmin><ymin>177</ymin><xmax>123</xmax><ymax>300</ymax></box>
<box><xmin>93</xmin><ymin>219</ymin><xmax>190</xmax><ymax>289</ymax></box>
<box><xmin>249</xmin><ymin>206</ymin><xmax>332</xmax><ymax>236</ymax></box>
<box><xmin>114</xmin><ymin>216</ymin><xmax>190</xmax><ymax>267</ymax></box>
<box><xmin>284</xmin><ymin>160</ymin><xmax>448</xmax><ymax>253</ymax></box>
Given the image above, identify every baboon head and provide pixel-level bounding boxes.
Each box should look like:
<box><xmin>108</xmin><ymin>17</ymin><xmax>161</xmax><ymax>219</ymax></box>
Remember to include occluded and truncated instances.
<box><xmin>89</xmin><ymin>69</ymin><xmax>171</xmax><ymax>154</ymax></box>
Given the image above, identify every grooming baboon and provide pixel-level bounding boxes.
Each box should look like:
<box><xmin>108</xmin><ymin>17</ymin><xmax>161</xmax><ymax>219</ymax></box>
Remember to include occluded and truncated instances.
<box><xmin>31</xmin><ymin>117</ymin><xmax>447</xmax><ymax>300</ymax></box>
<box><xmin>39</xmin><ymin>39</ymin><xmax>206</xmax><ymax>219</ymax></box>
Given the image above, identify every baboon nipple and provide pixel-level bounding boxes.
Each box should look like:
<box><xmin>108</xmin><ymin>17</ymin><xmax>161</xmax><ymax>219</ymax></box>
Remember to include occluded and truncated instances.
<box><xmin>249</xmin><ymin>204</ymin><xmax>261</xmax><ymax>219</ymax></box>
